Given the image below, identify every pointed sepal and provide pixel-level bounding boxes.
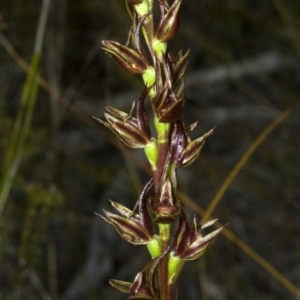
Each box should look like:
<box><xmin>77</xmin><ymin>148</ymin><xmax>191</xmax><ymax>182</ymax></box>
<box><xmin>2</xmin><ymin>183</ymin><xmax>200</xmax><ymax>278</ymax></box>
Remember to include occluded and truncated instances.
<box><xmin>173</xmin><ymin>49</ymin><xmax>190</xmax><ymax>88</ymax></box>
<box><xmin>109</xmin><ymin>279</ymin><xmax>132</xmax><ymax>293</ymax></box>
<box><xmin>102</xmin><ymin>40</ymin><xmax>149</xmax><ymax>74</ymax></box>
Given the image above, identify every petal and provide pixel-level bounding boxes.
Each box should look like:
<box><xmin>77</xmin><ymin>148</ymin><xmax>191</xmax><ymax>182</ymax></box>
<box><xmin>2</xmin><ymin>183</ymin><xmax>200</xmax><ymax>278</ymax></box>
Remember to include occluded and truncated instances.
<box><xmin>109</xmin><ymin>200</ymin><xmax>135</xmax><ymax>219</ymax></box>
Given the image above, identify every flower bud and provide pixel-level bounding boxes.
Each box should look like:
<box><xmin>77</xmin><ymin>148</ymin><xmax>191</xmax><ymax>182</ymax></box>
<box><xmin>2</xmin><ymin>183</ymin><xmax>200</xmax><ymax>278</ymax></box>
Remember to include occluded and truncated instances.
<box><xmin>102</xmin><ymin>40</ymin><xmax>149</xmax><ymax>74</ymax></box>
<box><xmin>155</xmin><ymin>0</ymin><xmax>182</xmax><ymax>42</ymax></box>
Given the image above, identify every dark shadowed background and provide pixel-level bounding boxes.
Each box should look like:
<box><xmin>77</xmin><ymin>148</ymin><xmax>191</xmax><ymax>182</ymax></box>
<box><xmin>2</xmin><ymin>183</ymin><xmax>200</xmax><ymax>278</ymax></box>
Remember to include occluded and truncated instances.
<box><xmin>0</xmin><ymin>0</ymin><xmax>300</xmax><ymax>299</ymax></box>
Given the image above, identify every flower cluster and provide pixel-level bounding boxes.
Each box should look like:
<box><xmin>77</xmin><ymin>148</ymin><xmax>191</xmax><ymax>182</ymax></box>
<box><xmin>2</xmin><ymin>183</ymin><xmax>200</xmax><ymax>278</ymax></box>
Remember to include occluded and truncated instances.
<box><xmin>96</xmin><ymin>0</ymin><xmax>223</xmax><ymax>299</ymax></box>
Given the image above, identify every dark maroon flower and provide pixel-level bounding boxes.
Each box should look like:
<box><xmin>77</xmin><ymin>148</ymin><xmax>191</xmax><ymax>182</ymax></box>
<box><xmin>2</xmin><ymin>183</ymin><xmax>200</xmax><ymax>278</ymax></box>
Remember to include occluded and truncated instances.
<box><xmin>152</xmin><ymin>87</ymin><xmax>184</xmax><ymax>123</ymax></box>
<box><xmin>96</xmin><ymin>180</ymin><xmax>154</xmax><ymax>245</ymax></box>
<box><xmin>178</xmin><ymin>128</ymin><xmax>214</xmax><ymax>168</ymax></box>
<box><xmin>110</xmin><ymin>248</ymin><xmax>169</xmax><ymax>299</ymax></box>
<box><xmin>172</xmin><ymin>212</ymin><xmax>223</xmax><ymax>260</ymax></box>
<box><xmin>150</xmin><ymin>179</ymin><xmax>181</xmax><ymax>224</ymax></box>
<box><xmin>94</xmin><ymin>89</ymin><xmax>151</xmax><ymax>148</ymax></box>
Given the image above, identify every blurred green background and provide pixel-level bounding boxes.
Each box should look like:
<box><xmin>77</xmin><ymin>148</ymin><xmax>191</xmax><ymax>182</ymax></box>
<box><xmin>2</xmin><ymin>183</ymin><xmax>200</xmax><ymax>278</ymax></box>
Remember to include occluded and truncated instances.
<box><xmin>0</xmin><ymin>0</ymin><xmax>300</xmax><ymax>299</ymax></box>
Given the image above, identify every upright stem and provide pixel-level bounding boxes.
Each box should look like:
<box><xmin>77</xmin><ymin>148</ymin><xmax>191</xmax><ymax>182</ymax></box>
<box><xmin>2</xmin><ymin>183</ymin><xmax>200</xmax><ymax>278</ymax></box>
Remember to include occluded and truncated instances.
<box><xmin>158</xmin><ymin>224</ymin><xmax>172</xmax><ymax>300</ymax></box>
<box><xmin>154</xmin><ymin>117</ymin><xmax>170</xmax><ymax>193</ymax></box>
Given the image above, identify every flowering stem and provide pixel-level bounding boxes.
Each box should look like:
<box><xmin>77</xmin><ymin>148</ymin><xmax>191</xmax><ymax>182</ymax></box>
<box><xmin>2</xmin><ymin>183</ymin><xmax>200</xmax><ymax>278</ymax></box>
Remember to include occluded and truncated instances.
<box><xmin>97</xmin><ymin>1</ymin><xmax>223</xmax><ymax>299</ymax></box>
<box><xmin>154</xmin><ymin>117</ymin><xmax>170</xmax><ymax>193</ymax></box>
<box><xmin>158</xmin><ymin>224</ymin><xmax>172</xmax><ymax>300</ymax></box>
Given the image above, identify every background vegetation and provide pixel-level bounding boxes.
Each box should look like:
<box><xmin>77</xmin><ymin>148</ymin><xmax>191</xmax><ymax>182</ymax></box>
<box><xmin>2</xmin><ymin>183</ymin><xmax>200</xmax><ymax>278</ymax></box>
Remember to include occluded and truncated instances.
<box><xmin>0</xmin><ymin>0</ymin><xmax>299</xmax><ymax>299</ymax></box>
